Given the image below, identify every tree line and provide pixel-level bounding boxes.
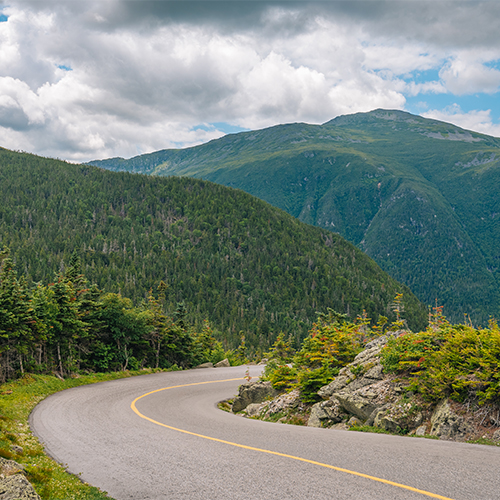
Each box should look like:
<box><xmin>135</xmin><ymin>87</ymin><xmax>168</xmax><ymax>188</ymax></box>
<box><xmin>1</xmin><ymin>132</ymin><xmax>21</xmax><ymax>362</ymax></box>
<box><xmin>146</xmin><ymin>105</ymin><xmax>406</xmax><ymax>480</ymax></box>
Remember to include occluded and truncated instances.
<box><xmin>0</xmin><ymin>248</ymin><xmax>230</xmax><ymax>383</ymax></box>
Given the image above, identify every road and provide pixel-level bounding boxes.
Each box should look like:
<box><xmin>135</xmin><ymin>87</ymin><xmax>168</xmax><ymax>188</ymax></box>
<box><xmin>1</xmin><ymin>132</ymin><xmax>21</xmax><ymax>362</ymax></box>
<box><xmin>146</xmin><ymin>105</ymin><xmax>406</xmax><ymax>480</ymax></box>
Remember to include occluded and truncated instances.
<box><xmin>30</xmin><ymin>366</ymin><xmax>500</xmax><ymax>500</ymax></box>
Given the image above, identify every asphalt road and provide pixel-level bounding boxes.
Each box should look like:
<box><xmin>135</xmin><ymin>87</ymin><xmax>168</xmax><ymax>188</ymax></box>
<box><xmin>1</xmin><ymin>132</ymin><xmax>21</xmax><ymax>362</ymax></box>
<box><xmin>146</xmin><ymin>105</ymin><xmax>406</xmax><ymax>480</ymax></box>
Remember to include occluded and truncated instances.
<box><xmin>30</xmin><ymin>366</ymin><xmax>500</xmax><ymax>500</ymax></box>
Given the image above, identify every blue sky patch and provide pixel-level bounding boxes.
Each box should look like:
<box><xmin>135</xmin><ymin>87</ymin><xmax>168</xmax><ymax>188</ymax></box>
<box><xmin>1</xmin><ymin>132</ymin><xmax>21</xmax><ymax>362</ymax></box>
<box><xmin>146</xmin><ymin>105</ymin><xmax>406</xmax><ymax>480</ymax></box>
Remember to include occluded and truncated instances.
<box><xmin>193</xmin><ymin>122</ymin><xmax>249</xmax><ymax>135</ymax></box>
<box><xmin>210</xmin><ymin>122</ymin><xmax>249</xmax><ymax>134</ymax></box>
<box><xmin>0</xmin><ymin>13</ymin><xmax>8</xmax><ymax>22</ymax></box>
<box><xmin>402</xmin><ymin>68</ymin><xmax>441</xmax><ymax>85</ymax></box>
<box><xmin>57</xmin><ymin>64</ymin><xmax>73</xmax><ymax>71</ymax></box>
<box><xmin>405</xmin><ymin>92</ymin><xmax>500</xmax><ymax>123</ymax></box>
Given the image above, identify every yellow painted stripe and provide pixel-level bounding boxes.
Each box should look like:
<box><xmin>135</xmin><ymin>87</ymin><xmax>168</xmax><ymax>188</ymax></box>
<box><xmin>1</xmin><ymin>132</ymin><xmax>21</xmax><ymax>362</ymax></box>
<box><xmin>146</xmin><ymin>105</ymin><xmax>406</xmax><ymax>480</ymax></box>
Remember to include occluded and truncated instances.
<box><xmin>131</xmin><ymin>377</ymin><xmax>455</xmax><ymax>500</ymax></box>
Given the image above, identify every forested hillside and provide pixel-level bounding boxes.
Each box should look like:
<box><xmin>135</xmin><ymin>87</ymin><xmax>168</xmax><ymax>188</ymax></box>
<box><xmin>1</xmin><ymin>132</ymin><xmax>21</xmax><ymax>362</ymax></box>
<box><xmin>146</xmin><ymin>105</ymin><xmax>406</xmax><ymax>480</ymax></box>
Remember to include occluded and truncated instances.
<box><xmin>0</xmin><ymin>148</ymin><xmax>427</xmax><ymax>353</ymax></box>
<box><xmin>89</xmin><ymin>110</ymin><xmax>500</xmax><ymax>324</ymax></box>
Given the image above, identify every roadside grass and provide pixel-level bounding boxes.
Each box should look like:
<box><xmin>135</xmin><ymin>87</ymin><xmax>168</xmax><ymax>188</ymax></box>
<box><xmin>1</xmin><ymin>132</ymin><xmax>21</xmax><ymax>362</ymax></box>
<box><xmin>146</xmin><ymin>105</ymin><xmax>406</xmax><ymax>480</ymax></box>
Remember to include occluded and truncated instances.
<box><xmin>0</xmin><ymin>368</ymin><xmax>168</xmax><ymax>500</ymax></box>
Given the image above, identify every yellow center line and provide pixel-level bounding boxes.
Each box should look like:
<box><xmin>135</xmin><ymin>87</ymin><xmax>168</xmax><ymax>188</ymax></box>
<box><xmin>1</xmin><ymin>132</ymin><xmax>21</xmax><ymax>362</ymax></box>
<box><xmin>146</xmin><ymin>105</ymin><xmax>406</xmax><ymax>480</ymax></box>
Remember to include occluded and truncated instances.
<box><xmin>131</xmin><ymin>377</ymin><xmax>455</xmax><ymax>500</ymax></box>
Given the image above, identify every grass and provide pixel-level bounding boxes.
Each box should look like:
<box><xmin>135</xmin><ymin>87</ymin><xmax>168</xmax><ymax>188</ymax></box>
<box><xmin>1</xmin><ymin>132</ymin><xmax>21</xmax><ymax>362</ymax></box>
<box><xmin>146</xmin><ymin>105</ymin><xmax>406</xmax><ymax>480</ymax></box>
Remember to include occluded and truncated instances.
<box><xmin>0</xmin><ymin>368</ymin><xmax>169</xmax><ymax>499</ymax></box>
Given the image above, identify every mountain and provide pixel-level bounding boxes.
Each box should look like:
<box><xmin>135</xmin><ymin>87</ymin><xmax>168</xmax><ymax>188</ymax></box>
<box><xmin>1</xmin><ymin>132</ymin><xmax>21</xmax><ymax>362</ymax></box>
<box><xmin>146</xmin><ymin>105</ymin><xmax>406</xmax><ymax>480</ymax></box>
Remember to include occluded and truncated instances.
<box><xmin>88</xmin><ymin>109</ymin><xmax>500</xmax><ymax>324</ymax></box>
<box><xmin>0</xmin><ymin>147</ymin><xmax>427</xmax><ymax>350</ymax></box>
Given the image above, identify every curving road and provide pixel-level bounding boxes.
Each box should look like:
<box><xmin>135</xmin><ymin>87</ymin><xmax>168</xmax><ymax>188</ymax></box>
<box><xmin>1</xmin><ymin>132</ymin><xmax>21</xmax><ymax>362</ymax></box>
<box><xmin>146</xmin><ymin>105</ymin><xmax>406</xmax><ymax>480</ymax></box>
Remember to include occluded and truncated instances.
<box><xmin>30</xmin><ymin>366</ymin><xmax>500</xmax><ymax>500</ymax></box>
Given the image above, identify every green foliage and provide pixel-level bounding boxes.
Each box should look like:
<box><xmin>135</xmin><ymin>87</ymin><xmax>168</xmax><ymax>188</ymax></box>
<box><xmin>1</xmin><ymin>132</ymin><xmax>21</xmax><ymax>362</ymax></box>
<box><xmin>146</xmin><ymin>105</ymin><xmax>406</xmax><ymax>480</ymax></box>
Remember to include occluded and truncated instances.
<box><xmin>263</xmin><ymin>310</ymin><xmax>367</xmax><ymax>399</ymax></box>
<box><xmin>0</xmin><ymin>247</ymin><xmax>232</xmax><ymax>381</ymax></box>
<box><xmin>0</xmin><ymin>146</ymin><xmax>428</xmax><ymax>358</ymax></box>
<box><xmin>264</xmin><ymin>332</ymin><xmax>295</xmax><ymax>363</ymax></box>
<box><xmin>293</xmin><ymin>311</ymin><xmax>365</xmax><ymax>369</ymax></box>
<box><xmin>89</xmin><ymin>110</ymin><xmax>500</xmax><ymax>325</ymax></box>
<box><xmin>297</xmin><ymin>363</ymin><xmax>336</xmax><ymax>403</ymax></box>
<box><xmin>263</xmin><ymin>361</ymin><xmax>298</xmax><ymax>391</ymax></box>
<box><xmin>381</xmin><ymin>316</ymin><xmax>500</xmax><ymax>406</ymax></box>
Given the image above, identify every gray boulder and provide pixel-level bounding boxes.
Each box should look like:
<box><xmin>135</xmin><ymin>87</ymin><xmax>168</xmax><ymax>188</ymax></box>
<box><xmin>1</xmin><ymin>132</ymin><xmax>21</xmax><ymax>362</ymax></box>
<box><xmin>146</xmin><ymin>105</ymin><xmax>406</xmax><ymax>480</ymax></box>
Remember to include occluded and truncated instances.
<box><xmin>308</xmin><ymin>399</ymin><xmax>344</xmax><ymax>427</ymax></box>
<box><xmin>232</xmin><ymin>381</ymin><xmax>278</xmax><ymax>413</ymax></box>
<box><xmin>334</xmin><ymin>392</ymin><xmax>380</xmax><ymax>421</ymax></box>
<box><xmin>245</xmin><ymin>403</ymin><xmax>264</xmax><ymax>417</ymax></box>
<box><xmin>0</xmin><ymin>474</ymin><xmax>41</xmax><ymax>500</ymax></box>
<box><xmin>214</xmin><ymin>358</ymin><xmax>230</xmax><ymax>368</ymax></box>
<box><xmin>195</xmin><ymin>362</ymin><xmax>214</xmax><ymax>369</ymax></box>
<box><xmin>430</xmin><ymin>399</ymin><xmax>471</xmax><ymax>440</ymax></box>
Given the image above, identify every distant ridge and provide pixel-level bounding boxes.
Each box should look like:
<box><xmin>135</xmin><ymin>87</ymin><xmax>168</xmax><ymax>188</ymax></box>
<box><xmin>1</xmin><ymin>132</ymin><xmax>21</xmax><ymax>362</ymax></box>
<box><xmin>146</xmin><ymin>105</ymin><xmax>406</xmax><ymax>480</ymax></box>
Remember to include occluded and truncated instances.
<box><xmin>88</xmin><ymin>109</ymin><xmax>500</xmax><ymax>324</ymax></box>
<box><xmin>0</xmin><ymin>147</ymin><xmax>428</xmax><ymax>350</ymax></box>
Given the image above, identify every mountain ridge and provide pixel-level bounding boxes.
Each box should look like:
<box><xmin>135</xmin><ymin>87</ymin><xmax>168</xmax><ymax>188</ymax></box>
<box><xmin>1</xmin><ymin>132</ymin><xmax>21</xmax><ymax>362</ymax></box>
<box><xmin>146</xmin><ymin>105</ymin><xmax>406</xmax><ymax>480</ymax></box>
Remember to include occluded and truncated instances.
<box><xmin>0</xmin><ymin>147</ymin><xmax>428</xmax><ymax>351</ymax></box>
<box><xmin>87</xmin><ymin>109</ymin><xmax>500</xmax><ymax>323</ymax></box>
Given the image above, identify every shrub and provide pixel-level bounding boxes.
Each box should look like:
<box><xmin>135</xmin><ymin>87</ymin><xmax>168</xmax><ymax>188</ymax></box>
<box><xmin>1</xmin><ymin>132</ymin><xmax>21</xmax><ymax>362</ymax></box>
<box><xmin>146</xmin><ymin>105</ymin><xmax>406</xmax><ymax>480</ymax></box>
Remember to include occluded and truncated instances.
<box><xmin>381</xmin><ymin>319</ymin><xmax>500</xmax><ymax>406</ymax></box>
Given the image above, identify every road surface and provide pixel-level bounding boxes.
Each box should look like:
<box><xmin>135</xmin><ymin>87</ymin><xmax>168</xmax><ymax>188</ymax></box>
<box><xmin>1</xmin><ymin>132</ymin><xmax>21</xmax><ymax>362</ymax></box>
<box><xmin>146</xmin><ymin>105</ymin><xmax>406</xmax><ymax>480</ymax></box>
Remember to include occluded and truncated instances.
<box><xmin>30</xmin><ymin>365</ymin><xmax>500</xmax><ymax>499</ymax></box>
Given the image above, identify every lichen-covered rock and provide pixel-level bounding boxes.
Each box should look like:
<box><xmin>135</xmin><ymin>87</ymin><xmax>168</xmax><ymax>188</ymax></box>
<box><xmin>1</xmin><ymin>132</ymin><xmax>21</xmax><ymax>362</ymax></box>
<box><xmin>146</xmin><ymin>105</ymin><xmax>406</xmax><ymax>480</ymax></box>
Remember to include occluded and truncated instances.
<box><xmin>430</xmin><ymin>399</ymin><xmax>471</xmax><ymax>440</ymax></box>
<box><xmin>333</xmin><ymin>392</ymin><xmax>380</xmax><ymax>421</ymax></box>
<box><xmin>308</xmin><ymin>399</ymin><xmax>344</xmax><ymax>427</ymax></box>
<box><xmin>317</xmin><ymin>333</ymin><xmax>403</xmax><ymax>398</ymax></box>
<box><xmin>492</xmin><ymin>428</ymin><xmax>500</xmax><ymax>442</ymax></box>
<box><xmin>232</xmin><ymin>381</ymin><xmax>277</xmax><ymax>413</ymax></box>
<box><xmin>0</xmin><ymin>474</ymin><xmax>41</xmax><ymax>499</ymax></box>
<box><xmin>0</xmin><ymin>458</ymin><xmax>24</xmax><ymax>477</ymax></box>
<box><xmin>245</xmin><ymin>403</ymin><xmax>264</xmax><ymax>417</ymax></box>
<box><xmin>317</xmin><ymin>375</ymin><xmax>351</xmax><ymax>398</ymax></box>
<box><xmin>264</xmin><ymin>389</ymin><xmax>300</xmax><ymax>416</ymax></box>
<box><xmin>414</xmin><ymin>425</ymin><xmax>427</xmax><ymax>436</ymax></box>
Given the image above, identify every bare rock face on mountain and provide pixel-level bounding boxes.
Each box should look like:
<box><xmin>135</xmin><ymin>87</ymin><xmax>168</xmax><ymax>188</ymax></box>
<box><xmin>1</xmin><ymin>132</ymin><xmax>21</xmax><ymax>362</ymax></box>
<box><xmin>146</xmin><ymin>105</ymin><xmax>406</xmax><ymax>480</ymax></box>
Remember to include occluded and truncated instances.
<box><xmin>230</xmin><ymin>333</ymin><xmax>500</xmax><ymax>442</ymax></box>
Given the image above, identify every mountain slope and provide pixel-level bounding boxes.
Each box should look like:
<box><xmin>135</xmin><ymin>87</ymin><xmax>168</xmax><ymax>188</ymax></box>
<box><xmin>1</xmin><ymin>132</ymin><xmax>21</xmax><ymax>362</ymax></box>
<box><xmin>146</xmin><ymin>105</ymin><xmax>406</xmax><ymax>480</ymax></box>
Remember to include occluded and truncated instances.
<box><xmin>89</xmin><ymin>110</ymin><xmax>500</xmax><ymax>323</ymax></box>
<box><xmin>0</xmin><ymin>147</ymin><xmax>427</xmax><ymax>350</ymax></box>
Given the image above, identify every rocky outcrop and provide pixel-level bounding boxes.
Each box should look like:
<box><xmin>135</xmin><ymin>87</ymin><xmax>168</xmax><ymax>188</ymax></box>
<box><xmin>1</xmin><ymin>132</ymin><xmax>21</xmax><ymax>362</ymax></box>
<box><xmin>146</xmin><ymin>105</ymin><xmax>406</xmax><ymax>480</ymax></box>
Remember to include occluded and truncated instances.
<box><xmin>214</xmin><ymin>358</ymin><xmax>230</xmax><ymax>368</ymax></box>
<box><xmin>430</xmin><ymin>399</ymin><xmax>471</xmax><ymax>440</ymax></box>
<box><xmin>229</xmin><ymin>332</ymin><xmax>500</xmax><ymax>443</ymax></box>
<box><xmin>0</xmin><ymin>458</ymin><xmax>40</xmax><ymax>500</ymax></box>
<box><xmin>231</xmin><ymin>381</ymin><xmax>278</xmax><ymax>413</ymax></box>
<box><xmin>310</xmin><ymin>333</ymin><xmax>403</xmax><ymax>428</ymax></box>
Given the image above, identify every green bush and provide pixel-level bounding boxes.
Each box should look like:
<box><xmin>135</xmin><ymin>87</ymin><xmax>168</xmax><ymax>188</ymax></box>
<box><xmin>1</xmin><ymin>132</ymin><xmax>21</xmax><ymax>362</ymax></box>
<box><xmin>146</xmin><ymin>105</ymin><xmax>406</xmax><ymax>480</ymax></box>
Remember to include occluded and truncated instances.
<box><xmin>297</xmin><ymin>363</ymin><xmax>337</xmax><ymax>403</ymax></box>
<box><xmin>381</xmin><ymin>320</ymin><xmax>500</xmax><ymax>405</ymax></box>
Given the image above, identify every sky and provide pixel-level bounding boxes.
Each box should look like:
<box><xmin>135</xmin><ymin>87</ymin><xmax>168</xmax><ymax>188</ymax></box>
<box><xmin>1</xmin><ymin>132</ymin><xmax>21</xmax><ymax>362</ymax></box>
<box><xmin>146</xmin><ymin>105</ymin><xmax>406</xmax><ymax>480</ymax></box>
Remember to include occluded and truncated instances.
<box><xmin>1</xmin><ymin>0</ymin><xmax>500</xmax><ymax>163</ymax></box>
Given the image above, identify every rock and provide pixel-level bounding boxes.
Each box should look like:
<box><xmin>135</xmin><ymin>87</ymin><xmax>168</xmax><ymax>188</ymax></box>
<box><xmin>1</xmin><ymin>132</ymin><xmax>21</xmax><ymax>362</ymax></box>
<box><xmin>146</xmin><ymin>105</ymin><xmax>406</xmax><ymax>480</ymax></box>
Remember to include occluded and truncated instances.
<box><xmin>492</xmin><ymin>429</ymin><xmax>500</xmax><ymax>441</ymax></box>
<box><xmin>373</xmin><ymin>411</ymin><xmax>402</xmax><ymax>433</ymax></box>
<box><xmin>232</xmin><ymin>381</ymin><xmax>277</xmax><ymax>413</ymax></box>
<box><xmin>317</xmin><ymin>335</ymin><xmax>399</xmax><ymax>399</ymax></box>
<box><xmin>245</xmin><ymin>403</ymin><xmax>264</xmax><ymax>417</ymax></box>
<box><xmin>347</xmin><ymin>416</ymin><xmax>363</xmax><ymax>427</ymax></box>
<box><xmin>265</xmin><ymin>389</ymin><xmax>300</xmax><ymax>417</ymax></box>
<box><xmin>0</xmin><ymin>474</ymin><xmax>41</xmax><ymax>499</ymax></box>
<box><xmin>430</xmin><ymin>399</ymin><xmax>471</xmax><ymax>440</ymax></box>
<box><xmin>308</xmin><ymin>399</ymin><xmax>343</xmax><ymax>427</ymax></box>
<box><xmin>9</xmin><ymin>446</ymin><xmax>23</xmax><ymax>455</ymax></box>
<box><xmin>194</xmin><ymin>362</ymin><xmax>214</xmax><ymax>369</ymax></box>
<box><xmin>318</xmin><ymin>375</ymin><xmax>350</xmax><ymax>398</ymax></box>
<box><xmin>0</xmin><ymin>458</ymin><xmax>24</xmax><ymax>477</ymax></box>
<box><xmin>214</xmin><ymin>358</ymin><xmax>230</xmax><ymax>368</ymax></box>
<box><xmin>333</xmin><ymin>392</ymin><xmax>380</xmax><ymax>421</ymax></box>
<box><xmin>415</xmin><ymin>425</ymin><xmax>427</xmax><ymax>436</ymax></box>
<box><xmin>258</xmin><ymin>358</ymin><xmax>268</xmax><ymax>365</ymax></box>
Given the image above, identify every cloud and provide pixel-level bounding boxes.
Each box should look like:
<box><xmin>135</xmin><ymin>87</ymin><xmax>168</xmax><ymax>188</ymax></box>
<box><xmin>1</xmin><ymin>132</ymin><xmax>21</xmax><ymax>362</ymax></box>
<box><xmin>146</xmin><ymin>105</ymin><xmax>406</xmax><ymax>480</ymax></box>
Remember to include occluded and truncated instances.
<box><xmin>423</xmin><ymin>105</ymin><xmax>500</xmax><ymax>138</ymax></box>
<box><xmin>439</xmin><ymin>54</ymin><xmax>500</xmax><ymax>95</ymax></box>
<box><xmin>1</xmin><ymin>0</ymin><xmax>500</xmax><ymax>162</ymax></box>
